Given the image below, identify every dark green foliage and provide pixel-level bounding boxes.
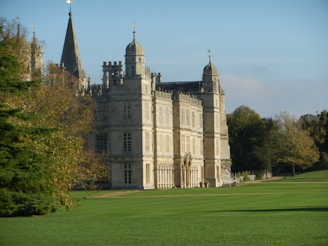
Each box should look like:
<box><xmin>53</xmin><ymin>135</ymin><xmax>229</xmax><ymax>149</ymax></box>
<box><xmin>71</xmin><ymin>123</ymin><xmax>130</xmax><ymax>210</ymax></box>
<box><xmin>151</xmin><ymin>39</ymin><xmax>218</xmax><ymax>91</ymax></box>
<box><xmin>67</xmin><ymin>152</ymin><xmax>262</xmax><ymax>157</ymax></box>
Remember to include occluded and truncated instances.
<box><xmin>300</xmin><ymin>110</ymin><xmax>328</xmax><ymax>170</ymax></box>
<box><xmin>0</xmin><ymin>104</ymin><xmax>56</xmax><ymax>216</ymax></box>
<box><xmin>227</xmin><ymin>106</ymin><xmax>267</xmax><ymax>172</ymax></box>
<box><xmin>0</xmin><ymin>24</ymin><xmax>55</xmax><ymax>216</ymax></box>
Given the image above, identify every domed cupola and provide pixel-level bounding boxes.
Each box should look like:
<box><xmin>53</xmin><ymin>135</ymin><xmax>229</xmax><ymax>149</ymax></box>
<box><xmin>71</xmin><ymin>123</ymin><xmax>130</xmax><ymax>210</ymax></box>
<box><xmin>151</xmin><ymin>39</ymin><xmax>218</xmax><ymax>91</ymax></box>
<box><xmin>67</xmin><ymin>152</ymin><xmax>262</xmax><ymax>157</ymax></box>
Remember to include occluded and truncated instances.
<box><xmin>202</xmin><ymin>51</ymin><xmax>219</xmax><ymax>93</ymax></box>
<box><xmin>125</xmin><ymin>31</ymin><xmax>144</xmax><ymax>56</ymax></box>
<box><xmin>203</xmin><ymin>61</ymin><xmax>218</xmax><ymax>77</ymax></box>
<box><xmin>125</xmin><ymin>30</ymin><xmax>145</xmax><ymax>78</ymax></box>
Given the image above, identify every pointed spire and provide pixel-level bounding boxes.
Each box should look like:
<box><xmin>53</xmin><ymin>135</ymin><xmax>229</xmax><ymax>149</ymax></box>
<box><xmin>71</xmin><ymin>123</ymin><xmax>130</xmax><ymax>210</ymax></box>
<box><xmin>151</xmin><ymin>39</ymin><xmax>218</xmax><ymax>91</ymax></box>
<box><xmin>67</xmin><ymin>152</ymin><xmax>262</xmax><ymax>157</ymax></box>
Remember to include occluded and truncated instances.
<box><xmin>60</xmin><ymin>7</ymin><xmax>86</xmax><ymax>80</ymax></box>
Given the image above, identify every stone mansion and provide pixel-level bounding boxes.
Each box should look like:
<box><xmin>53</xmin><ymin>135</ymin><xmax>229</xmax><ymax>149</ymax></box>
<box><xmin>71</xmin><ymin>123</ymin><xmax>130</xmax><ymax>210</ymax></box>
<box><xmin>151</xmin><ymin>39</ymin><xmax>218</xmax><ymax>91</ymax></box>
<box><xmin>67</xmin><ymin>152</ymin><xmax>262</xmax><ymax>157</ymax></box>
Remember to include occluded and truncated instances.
<box><xmin>61</xmin><ymin>10</ymin><xmax>232</xmax><ymax>189</ymax></box>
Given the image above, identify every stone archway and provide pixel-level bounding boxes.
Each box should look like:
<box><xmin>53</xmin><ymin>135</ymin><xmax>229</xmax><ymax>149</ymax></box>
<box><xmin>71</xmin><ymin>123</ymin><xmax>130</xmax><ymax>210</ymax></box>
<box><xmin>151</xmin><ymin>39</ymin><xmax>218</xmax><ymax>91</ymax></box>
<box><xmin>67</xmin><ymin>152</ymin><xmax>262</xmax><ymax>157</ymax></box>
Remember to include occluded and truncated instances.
<box><xmin>183</xmin><ymin>152</ymin><xmax>192</xmax><ymax>188</ymax></box>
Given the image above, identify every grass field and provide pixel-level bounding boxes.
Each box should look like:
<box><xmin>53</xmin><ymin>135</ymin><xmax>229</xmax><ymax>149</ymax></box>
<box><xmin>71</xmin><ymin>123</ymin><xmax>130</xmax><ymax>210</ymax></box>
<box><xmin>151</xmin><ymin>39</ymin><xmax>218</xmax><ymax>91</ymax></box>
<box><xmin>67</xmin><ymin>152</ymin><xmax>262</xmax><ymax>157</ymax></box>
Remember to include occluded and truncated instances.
<box><xmin>1</xmin><ymin>171</ymin><xmax>328</xmax><ymax>245</ymax></box>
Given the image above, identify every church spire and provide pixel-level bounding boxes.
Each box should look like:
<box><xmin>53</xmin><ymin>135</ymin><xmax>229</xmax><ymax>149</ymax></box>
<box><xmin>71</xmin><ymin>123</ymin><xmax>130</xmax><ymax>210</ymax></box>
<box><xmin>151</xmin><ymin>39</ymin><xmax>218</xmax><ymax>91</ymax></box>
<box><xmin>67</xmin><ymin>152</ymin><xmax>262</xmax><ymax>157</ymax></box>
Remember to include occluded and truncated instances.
<box><xmin>60</xmin><ymin>7</ymin><xmax>86</xmax><ymax>83</ymax></box>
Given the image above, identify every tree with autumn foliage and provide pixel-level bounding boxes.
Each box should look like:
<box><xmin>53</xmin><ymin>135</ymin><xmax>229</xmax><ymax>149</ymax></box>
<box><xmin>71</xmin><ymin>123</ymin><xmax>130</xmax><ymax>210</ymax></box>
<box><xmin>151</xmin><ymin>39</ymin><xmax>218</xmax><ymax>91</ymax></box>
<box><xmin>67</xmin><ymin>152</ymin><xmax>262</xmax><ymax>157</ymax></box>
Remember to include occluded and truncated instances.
<box><xmin>299</xmin><ymin>111</ymin><xmax>328</xmax><ymax>169</ymax></box>
<box><xmin>268</xmin><ymin>112</ymin><xmax>320</xmax><ymax>175</ymax></box>
<box><xmin>0</xmin><ymin>18</ymin><xmax>108</xmax><ymax>217</ymax></box>
<box><xmin>0</xmin><ymin>19</ymin><xmax>56</xmax><ymax>216</ymax></box>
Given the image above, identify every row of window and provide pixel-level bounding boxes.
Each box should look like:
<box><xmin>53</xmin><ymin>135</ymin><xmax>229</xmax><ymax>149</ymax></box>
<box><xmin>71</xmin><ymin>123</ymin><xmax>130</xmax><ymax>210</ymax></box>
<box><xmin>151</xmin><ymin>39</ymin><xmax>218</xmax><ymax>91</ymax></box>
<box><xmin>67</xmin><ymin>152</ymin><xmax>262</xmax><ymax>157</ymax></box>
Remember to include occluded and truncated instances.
<box><xmin>124</xmin><ymin>163</ymin><xmax>150</xmax><ymax>185</ymax></box>
<box><xmin>157</xmin><ymin>105</ymin><xmax>172</xmax><ymax>127</ymax></box>
<box><xmin>97</xmin><ymin>103</ymin><xmax>214</xmax><ymax>133</ymax></box>
<box><xmin>180</xmin><ymin>108</ymin><xmax>203</xmax><ymax>129</ymax></box>
<box><xmin>181</xmin><ymin>135</ymin><xmax>203</xmax><ymax>156</ymax></box>
<box><xmin>96</xmin><ymin>132</ymin><xmax>219</xmax><ymax>157</ymax></box>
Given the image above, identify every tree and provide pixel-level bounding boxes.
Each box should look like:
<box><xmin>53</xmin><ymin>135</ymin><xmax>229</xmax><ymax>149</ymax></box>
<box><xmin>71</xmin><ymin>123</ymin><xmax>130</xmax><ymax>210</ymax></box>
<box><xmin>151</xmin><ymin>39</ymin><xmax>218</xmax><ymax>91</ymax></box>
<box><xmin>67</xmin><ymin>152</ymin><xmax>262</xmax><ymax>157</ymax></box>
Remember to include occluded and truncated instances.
<box><xmin>0</xmin><ymin>21</ymin><xmax>56</xmax><ymax>216</ymax></box>
<box><xmin>0</xmin><ymin>18</ymin><xmax>107</xmax><ymax>216</ymax></box>
<box><xmin>24</xmin><ymin>63</ymin><xmax>108</xmax><ymax>191</ymax></box>
<box><xmin>300</xmin><ymin>111</ymin><xmax>328</xmax><ymax>169</ymax></box>
<box><xmin>227</xmin><ymin>106</ymin><xmax>267</xmax><ymax>172</ymax></box>
<box><xmin>272</xmin><ymin>112</ymin><xmax>319</xmax><ymax>176</ymax></box>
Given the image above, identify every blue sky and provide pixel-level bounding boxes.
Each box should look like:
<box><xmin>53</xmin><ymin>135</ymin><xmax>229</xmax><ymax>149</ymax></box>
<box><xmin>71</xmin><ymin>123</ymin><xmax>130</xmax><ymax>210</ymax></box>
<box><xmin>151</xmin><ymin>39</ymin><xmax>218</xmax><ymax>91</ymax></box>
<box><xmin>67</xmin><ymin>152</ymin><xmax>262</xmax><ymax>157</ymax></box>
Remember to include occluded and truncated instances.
<box><xmin>1</xmin><ymin>0</ymin><xmax>327</xmax><ymax>118</ymax></box>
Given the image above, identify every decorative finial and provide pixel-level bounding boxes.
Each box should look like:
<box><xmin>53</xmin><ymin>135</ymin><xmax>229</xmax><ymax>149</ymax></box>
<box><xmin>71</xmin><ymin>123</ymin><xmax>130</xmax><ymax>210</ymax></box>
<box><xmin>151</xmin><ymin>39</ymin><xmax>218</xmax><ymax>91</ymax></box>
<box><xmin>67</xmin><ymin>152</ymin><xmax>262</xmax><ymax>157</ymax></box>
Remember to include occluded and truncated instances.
<box><xmin>131</xmin><ymin>22</ymin><xmax>136</xmax><ymax>40</ymax></box>
<box><xmin>66</xmin><ymin>0</ymin><xmax>72</xmax><ymax>16</ymax></box>
<box><xmin>31</xmin><ymin>24</ymin><xmax>36</xmax><ymax>40</ymax></box>
<box><xmin>208</xmin><ymin>49</ymin><xmax>212</xmax><ymax>63</ymax></box>
<box><xmin>16</xmin><ymin>17</ymin><xmax>20</xmax><ymax>37</ymax></box>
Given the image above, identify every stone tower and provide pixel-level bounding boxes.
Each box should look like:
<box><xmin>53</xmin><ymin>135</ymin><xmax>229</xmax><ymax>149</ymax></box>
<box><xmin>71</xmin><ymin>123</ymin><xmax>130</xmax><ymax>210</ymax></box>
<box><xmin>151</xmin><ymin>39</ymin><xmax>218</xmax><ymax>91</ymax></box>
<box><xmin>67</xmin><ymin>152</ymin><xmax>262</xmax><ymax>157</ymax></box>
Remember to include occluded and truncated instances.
<box><xmin>30</xmin><ymin>30</ymin><xmax>44</xmax><ymax>80</ymax></box>
<box><xmin>104</xmin><ymin>31</ymin><xmax>155</xmax><ymax>189</ymax></box>
<box><xmin>60</xmin><ymin>10</ymin><xmax>86</xmax><ymax>89</ymax></box>
<box><xmin>199</xmin><ymin>54</ymin><xmax>231</xmax><ymax>187</ymax></box>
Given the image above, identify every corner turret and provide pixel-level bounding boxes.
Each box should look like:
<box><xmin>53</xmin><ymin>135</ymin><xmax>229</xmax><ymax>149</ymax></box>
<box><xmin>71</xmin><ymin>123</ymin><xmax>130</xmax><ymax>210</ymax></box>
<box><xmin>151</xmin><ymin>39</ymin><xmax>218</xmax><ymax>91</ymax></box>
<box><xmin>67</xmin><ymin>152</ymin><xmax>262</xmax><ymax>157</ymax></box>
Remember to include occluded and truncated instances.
<box><xmin>125</xmin><ymin>31</ymin><xmax>145</xmax><ymax>79</ymax></box>
<box><xmin>31</xmin><ymin>29</ymin><xmax>44</xmax><ymax>80</ymax></box>
<box><xmin>202</xmin><ymin>51</ymin><xmax>219</xmax><ymax>93</ymax></box>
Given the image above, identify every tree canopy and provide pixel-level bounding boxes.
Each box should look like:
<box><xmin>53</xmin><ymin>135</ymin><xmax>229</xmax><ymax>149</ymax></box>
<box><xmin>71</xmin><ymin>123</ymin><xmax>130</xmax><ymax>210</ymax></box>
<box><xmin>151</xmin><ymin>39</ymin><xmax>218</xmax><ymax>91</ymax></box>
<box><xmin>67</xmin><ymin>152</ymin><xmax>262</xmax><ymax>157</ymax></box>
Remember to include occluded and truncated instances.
<box><xmin>228</xmin><ymin>106</ymin><xmax>322</xmax><ymax>176</ymax></box>
<box><xmin>227</xmin><ymin>106</ymin><xmax>267</xmax><ymax>172</ymax></box>
<box><xmin>270</xmin><ymin>112</ymin><xmax>320</xmax><ymax>175</ymax></box>
<box><xmin>0</xmin><ymin>18</ymin><xmax>107</xmax><ymax>217</ymax></box>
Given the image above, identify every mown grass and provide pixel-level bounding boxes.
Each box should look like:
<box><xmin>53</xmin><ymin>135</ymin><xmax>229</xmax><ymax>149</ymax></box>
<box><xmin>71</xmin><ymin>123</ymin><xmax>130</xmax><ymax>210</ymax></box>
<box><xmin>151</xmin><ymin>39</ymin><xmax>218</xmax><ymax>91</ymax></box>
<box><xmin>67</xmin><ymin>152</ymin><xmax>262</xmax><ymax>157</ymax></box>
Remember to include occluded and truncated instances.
<box><xmin>269</xmin><ymin>169</ymin><xmax>328</xmax><ymax>182</ymax></box>
<box><xmin>1</xmin><ymin>172</ymin><xmax>328</xmax><ymax>246</ymax></box>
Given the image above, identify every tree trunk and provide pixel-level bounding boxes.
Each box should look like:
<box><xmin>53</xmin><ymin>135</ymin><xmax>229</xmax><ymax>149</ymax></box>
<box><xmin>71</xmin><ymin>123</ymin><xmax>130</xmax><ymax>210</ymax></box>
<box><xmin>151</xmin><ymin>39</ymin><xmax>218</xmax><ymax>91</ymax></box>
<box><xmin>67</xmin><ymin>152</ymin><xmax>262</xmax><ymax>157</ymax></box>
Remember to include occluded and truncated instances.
<box><xmin>292</xmin><ymin>164</ymin><xmax>296</xmax><ymax>176</ymax></box>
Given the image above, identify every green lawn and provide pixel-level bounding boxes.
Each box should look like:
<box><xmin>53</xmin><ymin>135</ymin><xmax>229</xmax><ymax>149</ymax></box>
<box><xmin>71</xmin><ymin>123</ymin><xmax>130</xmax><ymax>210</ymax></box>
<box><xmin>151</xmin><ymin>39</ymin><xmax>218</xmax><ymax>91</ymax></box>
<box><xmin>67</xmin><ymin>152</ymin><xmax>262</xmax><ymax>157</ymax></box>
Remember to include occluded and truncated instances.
<box><xmin>1</xmin><ymin>172</ymin><xmax>328</xmax><ymax>245</ymax></box>
<box><xmin>269</xmin><ymin>169</ymin><xmax>328</xmax><ymax>182</ymax></box>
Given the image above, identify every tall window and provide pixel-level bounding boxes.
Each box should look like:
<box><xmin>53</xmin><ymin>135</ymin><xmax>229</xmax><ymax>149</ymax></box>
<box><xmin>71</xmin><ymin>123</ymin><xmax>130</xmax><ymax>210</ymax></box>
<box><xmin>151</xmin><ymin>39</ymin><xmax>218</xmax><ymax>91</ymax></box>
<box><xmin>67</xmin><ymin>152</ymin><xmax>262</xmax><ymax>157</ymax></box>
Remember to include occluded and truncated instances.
<box><xmin>123</xmin><ymin>132</ymin><xmax>131</xmax><ymax>152</ymax></box>
<box><xmin>216</xmin><ymin>139</ymin><xmax>220</xmax><ymax>156</ymax></box>
<box><xmin>181</xmin><ymin>135</ymin><xmax>185</xmax><ymax>153</ymax></box>
<box><xmin>181</xmin><ymin>108</ymin><xmax>185</xmax><ymax>126</ymax></box>
<box><xmin>146</xmin><ymin>163</ymin><xmax>150</xmax><ymax>184</ymax></box>
<box><xmin>216</xmin><ymin>114</ymin><xmax>219</xmax><ymax>129</ymax></box>
<box><xmin>166</xmin><ymin>107</ymin><xmax>169</xmax><ymax>126</ymax></box>
<box><xmin>131</xmin><ymin>65</ymin><xmax>135</xmax><ymax>76</ymax></box>
<box><xmin>145</xmin><ymin>102</ymin><xmax>150</xmax><ymax>120</ymax></box>
<box><xmin>192</xmin><ymin>111</ymin><xmax>195</xmax><ymax>128</ymax></box>
<box><xmin>186</xmin><ymin>109</ymin><xmax>190</xmax><ymax>126</ymax></box>
<box><xmin>186</xmin><ymin>136</ymin><xmax>190</xmax><ymax>152</ymax></box>
<box><xmin>166</xmin><ymin>135</ymin><xmax>170</xmax><ymax>153</ymax></box>
<box><xmin>96</xmin><ymin>103</ymin><xmax>107</xmax><ymax>121</ymax></box>
<box><xmin>158</xmin><ymin>106</ymin><xmax>163</xmax><ymax>126</ymax></box>
<box><xmin>192</xmin><ymin>137</ymin><xmax>196</xmax><ymax>154</ymax></box>
<box><xmin>96</xmin><ymin>134</ymin><xmax>107</xmax><ymax>154</ymax></box>
<box><xmin>124</xmin><ymin>163</ymin><xmax>132</xmax><ymax>184</ymax></box>
<box><xmin>123</xmin><ymin>103</ymin><xmax>131</xmax><ymax>119</ymax></box>
<box><xmin>145</xmin><ymin>132</ymin><xmax>150</xmax><ymax>152</ymax></box>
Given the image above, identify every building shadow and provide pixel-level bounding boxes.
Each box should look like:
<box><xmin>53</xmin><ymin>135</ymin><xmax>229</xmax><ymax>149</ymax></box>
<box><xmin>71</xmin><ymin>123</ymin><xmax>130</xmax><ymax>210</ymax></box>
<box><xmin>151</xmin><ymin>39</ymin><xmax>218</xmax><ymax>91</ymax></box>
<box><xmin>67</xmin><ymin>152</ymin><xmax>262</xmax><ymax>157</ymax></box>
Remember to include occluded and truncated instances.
<box><xmin>198</xmin><ymin>207</ymin><xmax>328</xmax><ymax>213</ymax></box>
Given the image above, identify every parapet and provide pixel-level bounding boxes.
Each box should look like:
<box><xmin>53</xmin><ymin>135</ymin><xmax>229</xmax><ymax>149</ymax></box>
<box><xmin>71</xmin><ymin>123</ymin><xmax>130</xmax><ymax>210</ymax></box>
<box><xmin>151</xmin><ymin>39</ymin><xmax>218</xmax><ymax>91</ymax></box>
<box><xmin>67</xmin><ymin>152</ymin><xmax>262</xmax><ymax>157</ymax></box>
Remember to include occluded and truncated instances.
<box><xmin>173</xmin><ymin>91</ymin><xmax>202</xmax><ymax>106</ymax></box>
<box><xmin>154</xmin><ymin>89</ymin><xmax>172</xmax><ymax>100</ymax></box>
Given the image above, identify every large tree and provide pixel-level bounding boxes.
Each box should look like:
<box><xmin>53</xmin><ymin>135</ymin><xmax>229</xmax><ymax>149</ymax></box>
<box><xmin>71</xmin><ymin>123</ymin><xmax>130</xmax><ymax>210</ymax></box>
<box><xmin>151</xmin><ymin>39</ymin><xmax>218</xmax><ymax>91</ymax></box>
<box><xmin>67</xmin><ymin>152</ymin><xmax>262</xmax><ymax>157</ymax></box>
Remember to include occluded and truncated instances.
<box><xmin>300</xmin><ymin>110</ymin><xmax>328</xmax><ymax>169</ymax></box>
<box><xmin>271</xmin><ymin>112</ymin><xmax>320</xmax><ymax>175</ymax></box>
<box><xmin>227</xmin><ymin>106</ymin><xmax>267</xmax><ymax>172</ymax></box>
<box><xmin>0</xmin><ymin>19</ymin><xmax>107</xmax><ymax>216</ymax></box>
<box><xmin>0</xmin><ymin>21</ymin><xmax>56</xmax><ymax>216</ymax></box>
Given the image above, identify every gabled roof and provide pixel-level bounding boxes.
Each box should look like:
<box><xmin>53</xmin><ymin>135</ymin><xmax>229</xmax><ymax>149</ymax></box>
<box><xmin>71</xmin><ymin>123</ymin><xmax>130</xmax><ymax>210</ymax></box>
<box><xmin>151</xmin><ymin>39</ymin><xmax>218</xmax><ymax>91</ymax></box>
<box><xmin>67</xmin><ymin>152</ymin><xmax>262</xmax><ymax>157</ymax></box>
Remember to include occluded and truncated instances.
<box><xmin>60</xmin><ymin>11</ymin><xmax>85</xmax><ymax>79</ymax></box>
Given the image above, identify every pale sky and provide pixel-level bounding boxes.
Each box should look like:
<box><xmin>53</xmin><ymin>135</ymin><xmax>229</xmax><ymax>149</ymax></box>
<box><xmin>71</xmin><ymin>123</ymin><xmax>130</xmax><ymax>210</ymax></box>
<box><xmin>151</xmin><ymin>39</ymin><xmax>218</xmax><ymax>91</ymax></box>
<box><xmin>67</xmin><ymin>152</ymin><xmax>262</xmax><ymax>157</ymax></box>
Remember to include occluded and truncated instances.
<box><xmin>1</xmin><ymin>0</ymin><xmax>327</xmax><ymax>118</ymax></box>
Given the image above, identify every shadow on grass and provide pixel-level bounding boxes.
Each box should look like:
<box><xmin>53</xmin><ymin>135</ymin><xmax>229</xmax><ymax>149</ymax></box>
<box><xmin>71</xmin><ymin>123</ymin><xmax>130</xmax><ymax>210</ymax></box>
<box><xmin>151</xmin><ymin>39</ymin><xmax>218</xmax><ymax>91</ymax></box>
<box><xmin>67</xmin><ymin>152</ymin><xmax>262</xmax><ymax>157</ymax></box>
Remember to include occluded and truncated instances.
<box><xmin>200</xmin><ymin>207</ymin><xmax>328</xmax><ymax>213</ymax></box>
